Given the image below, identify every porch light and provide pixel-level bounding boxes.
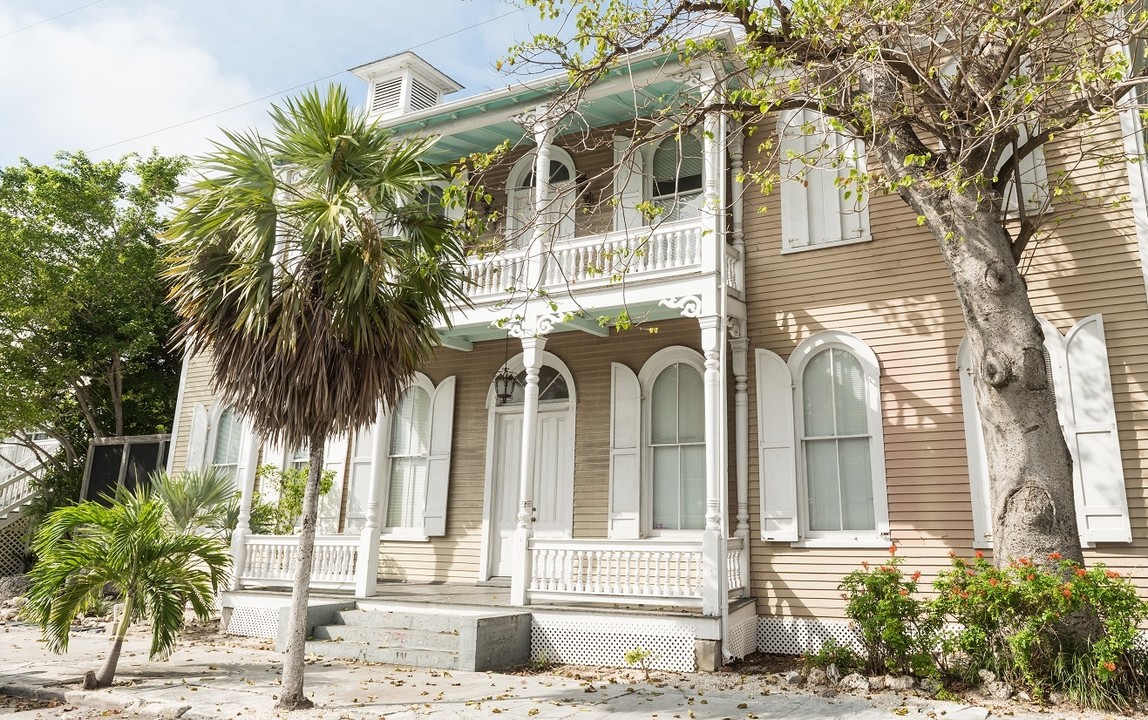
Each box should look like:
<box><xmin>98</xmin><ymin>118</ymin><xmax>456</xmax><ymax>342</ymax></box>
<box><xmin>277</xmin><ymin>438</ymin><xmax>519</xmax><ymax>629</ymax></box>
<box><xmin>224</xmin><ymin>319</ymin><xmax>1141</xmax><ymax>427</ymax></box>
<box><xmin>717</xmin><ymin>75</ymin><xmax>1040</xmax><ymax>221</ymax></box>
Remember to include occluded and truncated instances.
<box><xmin>493</xmin><ymin>365</ymin><xmax>519</xmax><ymax>405</ymax></box>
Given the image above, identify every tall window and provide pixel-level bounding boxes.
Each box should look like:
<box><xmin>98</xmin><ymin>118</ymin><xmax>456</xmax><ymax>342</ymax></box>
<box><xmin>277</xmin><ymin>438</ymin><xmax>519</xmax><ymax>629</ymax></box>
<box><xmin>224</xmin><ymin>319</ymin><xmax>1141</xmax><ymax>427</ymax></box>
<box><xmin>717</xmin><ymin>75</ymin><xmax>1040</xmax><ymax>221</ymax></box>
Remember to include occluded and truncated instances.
<box><xmin>386</xmin><ymin>385</ymin><xmax>432</xmax><ymax>530</ymax></box>
<box><xmin>800</xmin><ymin>348</ymin><xmax>875</xmax><ymax>532</ymax></box>
<box><xmin>211</xmin><ymin>407</ymin><xmax>243</xmax><ymax>482</ymax></box>
<box><xmin>506</xmin><ymin>151</ymin><xmax>576</xmax><ymax>245</ymax></box>
<box><xmin>650</xmin><ymin>133</ymin><xmax>703</xmax><ymax>222</ymax></box>
<box><xmin>649</xmin><ymin>361</ymin><xmax>705</xmax><ymax>531</ymax></box>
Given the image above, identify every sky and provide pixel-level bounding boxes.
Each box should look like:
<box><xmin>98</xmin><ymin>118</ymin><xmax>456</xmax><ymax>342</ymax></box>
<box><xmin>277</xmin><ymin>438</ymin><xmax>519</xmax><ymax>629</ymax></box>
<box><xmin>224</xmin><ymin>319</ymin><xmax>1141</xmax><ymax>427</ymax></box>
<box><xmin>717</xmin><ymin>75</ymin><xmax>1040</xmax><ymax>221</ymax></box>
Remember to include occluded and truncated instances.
<box><xmin>0</xmin><ymin>0</ymin><xmax>557</xmax><ymax>167</ymax></box>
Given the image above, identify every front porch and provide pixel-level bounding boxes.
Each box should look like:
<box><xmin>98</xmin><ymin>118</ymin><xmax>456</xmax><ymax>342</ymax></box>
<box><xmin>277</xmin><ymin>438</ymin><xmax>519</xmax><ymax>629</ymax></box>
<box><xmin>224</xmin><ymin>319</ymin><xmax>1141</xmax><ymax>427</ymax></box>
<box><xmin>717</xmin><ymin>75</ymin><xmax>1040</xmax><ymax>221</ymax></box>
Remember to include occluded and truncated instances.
<box><xmin>220</xmin><ymin>580</ymin><xmax>759</xmax><ymax>672</ymax></box>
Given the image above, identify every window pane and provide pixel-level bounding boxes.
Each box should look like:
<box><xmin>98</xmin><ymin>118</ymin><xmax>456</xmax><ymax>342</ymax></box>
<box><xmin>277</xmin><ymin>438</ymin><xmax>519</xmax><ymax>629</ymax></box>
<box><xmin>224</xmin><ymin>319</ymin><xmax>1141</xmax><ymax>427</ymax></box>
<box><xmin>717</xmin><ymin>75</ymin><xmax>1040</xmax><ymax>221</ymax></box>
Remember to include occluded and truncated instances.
<box><xmin>390</xmin><ymin>387</ymin><xmax>431</xmax><ymax>455</ymax></box>
<box><xmin>386</xmin><ymin>457</ymin><xmax>427</xmax><ymax>529</ymax></box>
<box><xmin>833</xmin><ymin>350</ymin><xmax>868</xmax><ymax>435</ymax></box>
<box><xmin>212</xmin><ymin>409</ymin><xmax>242</xmax><ymax>466</ymax></box>
<box><xmin>651</xmin><ymin>367</ymin><xmax>679</xmax><ymax>444</ymax></box>
<box><xmin>838</xmin><ymin>438</ymin><xmax>875</xmax><ymax>531</ymax></box>
<box><xmin>803</xmin><ymin>351</ymin><xmax>835</xmax><ymax>437</ymax></box>
<box><xmin>677</xmin><ymin>364</ymin><xmax>704</xmax><ymax>443</ymax></box>
<box><xmin>680</xmin><ymin>445</ymin><xmax>706</xmax><ymax>530</ymax></box>
<box><xmin>805</xmin><ymin>439</ymin><xmax>841</xmax><ymax>532</ymax></box>
<box><xmin>651</xmin><ymin>446</ymin><xmax>680</xmax><ymax>530</ymax></box>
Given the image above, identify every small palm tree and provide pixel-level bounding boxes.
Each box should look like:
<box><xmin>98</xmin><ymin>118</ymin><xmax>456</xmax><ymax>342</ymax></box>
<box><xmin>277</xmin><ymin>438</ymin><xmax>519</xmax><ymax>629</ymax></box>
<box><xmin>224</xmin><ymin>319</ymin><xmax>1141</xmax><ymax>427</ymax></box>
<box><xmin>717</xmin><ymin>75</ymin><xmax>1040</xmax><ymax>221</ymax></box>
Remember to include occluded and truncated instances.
<box><xmin>22</xmin><ymin>487</ymin><xmax>230</xmax><ymax>689</ymax></box>
<box><xmin>163</xmin><ymin>85</ymin><xmax>470</xmax><ymax>708</ymax></box>
<box><xmin>152</xmin><ymin>467</ymin><xmax>238</xmax><ymax>537</ymax></box>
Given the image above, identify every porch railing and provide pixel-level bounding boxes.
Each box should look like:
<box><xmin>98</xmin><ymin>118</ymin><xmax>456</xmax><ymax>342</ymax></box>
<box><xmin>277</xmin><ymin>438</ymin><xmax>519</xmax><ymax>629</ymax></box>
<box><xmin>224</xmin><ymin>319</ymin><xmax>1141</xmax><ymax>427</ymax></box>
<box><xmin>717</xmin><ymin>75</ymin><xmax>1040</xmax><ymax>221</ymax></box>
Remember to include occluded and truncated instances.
<box><xmin>465</xmin><ymin>219</ymin><xmax>707</xmax><ymax>302</ymax></box>
<box><xmin>238</xmin><ymin>534</ymin><xmax>360</xmax><ymax>589</ymax></box>
<box><xmin>726</xmin><ymin>536</ymin><xmax>744</xmax><ymax>593</ymax></box>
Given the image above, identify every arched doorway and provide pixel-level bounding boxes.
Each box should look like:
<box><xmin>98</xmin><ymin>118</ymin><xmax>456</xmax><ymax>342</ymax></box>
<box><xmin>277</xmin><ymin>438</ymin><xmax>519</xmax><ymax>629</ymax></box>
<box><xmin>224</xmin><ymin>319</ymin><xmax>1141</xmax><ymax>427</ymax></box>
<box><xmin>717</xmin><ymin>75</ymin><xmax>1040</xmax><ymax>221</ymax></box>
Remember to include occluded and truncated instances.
<box><xmin>482</xmin><ymin>352</ymin><xmax>576</xmax><ymax>580</ymax></box>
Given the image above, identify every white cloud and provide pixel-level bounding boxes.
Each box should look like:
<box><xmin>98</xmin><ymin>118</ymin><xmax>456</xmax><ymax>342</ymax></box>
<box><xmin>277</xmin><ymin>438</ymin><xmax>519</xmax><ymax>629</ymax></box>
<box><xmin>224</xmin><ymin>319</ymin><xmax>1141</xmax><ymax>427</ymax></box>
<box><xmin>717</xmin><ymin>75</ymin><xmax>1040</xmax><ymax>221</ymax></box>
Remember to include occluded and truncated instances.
<box><xmin>0</xmin><ymin>4</ymin><xmax>266</xmax><ymax>166</ymax></box>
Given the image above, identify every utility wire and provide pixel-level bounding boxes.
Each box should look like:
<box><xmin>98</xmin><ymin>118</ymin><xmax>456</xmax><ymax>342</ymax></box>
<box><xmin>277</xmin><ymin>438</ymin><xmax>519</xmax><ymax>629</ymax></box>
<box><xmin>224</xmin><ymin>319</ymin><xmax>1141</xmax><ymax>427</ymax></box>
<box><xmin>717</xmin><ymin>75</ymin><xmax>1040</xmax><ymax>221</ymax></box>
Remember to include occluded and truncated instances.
<box><xmin>0</xmin><ymin>0</ymin><xmax>107</xmax><ymax>40</ymax></box>
<box><xmin>86</xmin><ymin>7</ymin><xmax>523</xmax><ymax>154</ymax></box>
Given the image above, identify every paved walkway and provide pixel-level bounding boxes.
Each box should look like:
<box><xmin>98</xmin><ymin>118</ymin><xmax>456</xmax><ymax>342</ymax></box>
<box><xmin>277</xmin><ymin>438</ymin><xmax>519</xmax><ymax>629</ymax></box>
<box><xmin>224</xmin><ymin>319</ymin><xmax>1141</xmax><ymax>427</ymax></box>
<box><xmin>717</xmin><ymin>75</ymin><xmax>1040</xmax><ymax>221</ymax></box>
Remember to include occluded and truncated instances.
<box><xmin>0</xmin><ymin>621</ymin><xmax>1089</xmax><ymax>720</ymax></box>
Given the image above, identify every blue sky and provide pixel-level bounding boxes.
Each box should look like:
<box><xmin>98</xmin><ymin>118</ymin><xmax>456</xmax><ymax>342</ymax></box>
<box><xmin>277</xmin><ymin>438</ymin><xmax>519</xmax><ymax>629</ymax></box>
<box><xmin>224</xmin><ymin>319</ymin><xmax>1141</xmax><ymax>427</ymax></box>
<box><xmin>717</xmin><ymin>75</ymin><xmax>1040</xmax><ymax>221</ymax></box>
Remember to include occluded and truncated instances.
<box><xmin>0</xmin><ymin>0</ymin><xmax>555</xmax><ymax>166</ymax></box>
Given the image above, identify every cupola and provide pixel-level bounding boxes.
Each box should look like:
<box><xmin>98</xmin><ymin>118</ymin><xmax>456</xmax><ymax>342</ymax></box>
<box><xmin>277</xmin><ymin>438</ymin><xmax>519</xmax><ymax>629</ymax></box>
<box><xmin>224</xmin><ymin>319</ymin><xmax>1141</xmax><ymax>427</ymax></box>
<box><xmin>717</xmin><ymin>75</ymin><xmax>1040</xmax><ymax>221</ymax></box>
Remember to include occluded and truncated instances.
<box><xmin>350</xmin><ymin>51</ymin><xmax>462</xmax><ymax>120</ymax></box>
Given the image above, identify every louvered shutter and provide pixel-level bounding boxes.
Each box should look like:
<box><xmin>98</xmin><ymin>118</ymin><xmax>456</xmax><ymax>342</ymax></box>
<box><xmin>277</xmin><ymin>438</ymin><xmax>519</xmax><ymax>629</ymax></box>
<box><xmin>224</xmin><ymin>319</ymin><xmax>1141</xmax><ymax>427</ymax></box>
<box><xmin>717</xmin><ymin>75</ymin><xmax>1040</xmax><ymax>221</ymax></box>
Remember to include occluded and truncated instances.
<box><xmin>613</xmin><ymin>136</ymin><xmax>646</xmax><ymax>231</ymax></box>
<box><xmin>757</xmin><ymin>349</ymin><xmax>799</xmax><ymax>541</ymax></box>
<box><xmin>233</xmin><ymin>415</ymin><xmax>258</xmax><ymax>494</ymax></box>
<box><xmin>1062</xmin><ymin>315</ymin><xmax>1131</xmax><ymax>543</ymax></box>
<box><xmin>778</xmin><ymin>110</ymin><xmax>812</xmax><ymax>251</ymax></box>
<box><xmin>423</xmin><ymin>376</ymin><xmax>456</xmax><ymax>537</ymax></box>
<box><xmin>608</xmin><ymin>362</ymin><xmax>642</xmax><ymax>539</ymax></box>
<box><xmin>319</xmin><ymin>433</ymin><xmax>349</xmax><ymax>533</ymax></box>
<box><xmin>957</xmin><ymin>339</ymin><xmax>994</xmax><ymax>546</ymax></box>
<box><xmin>185</xmin><ymin>403</ymin><xmax>210</xmax><ymax>471</ymax></box>
<box><xmin>999</xmin><ymin>124</ymin><xmax>1049</xmax><ymax>216</ymax></box>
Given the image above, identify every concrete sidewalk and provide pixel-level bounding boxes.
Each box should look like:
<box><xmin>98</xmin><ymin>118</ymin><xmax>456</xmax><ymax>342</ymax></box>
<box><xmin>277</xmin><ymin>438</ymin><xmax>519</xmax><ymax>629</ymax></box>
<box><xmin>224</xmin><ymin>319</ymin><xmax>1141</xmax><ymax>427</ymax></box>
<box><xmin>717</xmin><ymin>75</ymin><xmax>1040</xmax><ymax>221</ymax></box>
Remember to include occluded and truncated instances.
<box><xmin>0</xmin><ymin>621</ymin><xmax>1063</xmax><ymax>720</ymax></box>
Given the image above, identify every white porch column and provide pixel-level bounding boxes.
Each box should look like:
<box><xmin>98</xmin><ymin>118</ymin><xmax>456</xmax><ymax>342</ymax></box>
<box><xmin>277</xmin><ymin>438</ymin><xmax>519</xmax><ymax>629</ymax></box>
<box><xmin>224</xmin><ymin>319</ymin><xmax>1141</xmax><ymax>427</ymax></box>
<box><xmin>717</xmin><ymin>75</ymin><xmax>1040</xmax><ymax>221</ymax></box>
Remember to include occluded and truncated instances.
<box><xmin>699</xmin><ymin>316</ymin><xmax>727</xmax><ymax>617</ymax></box>
<box><xmin>730</xmin><ymin>332</ymin><xmax>751</xmax><ymax>596</ymax></box>
<box><xmin>229</xmin><ymin>426</ymin><xmax>260</xmax><ymax>591</ymax></box>
<box><xmin>698</xmin><ymin>76</ymin><xmax>724</xmax><ymax>276</ymax></box>
<box><xmin>355</xmin><ymin>409</ymin><xmax>387</xmax><ymax>597</ymax></box>
<box><xmin>728</xmin><ymin>128</ymin><xmax>746</xmax><ymax>295</ymax></box>
<box><xmin>510</xmin><ymin>334</ymin><xmax>547</xmax><ymax>606</ymax></box>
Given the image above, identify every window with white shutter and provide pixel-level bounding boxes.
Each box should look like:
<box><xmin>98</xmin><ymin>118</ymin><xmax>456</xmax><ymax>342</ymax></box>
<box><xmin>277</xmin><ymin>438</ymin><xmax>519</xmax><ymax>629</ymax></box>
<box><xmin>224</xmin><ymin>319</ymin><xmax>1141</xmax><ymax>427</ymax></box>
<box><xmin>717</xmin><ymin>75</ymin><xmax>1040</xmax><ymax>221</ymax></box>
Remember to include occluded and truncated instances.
<box><xmin>958</xmin><ymin>314</ymin><xmax>1131</xmax><ymax>547</ymax></box>
<box><xmin>778</xmin><ymin>109</ymin><xmax>870</xmax><ymax>253</ymax></box>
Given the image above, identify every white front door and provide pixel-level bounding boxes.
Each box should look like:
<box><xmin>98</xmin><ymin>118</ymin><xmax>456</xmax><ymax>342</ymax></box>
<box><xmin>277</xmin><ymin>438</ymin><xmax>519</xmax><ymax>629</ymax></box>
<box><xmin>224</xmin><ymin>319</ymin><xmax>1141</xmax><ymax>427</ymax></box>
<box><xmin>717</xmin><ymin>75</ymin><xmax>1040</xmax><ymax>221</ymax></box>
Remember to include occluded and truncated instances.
<box><xmin>490</xmin><ymin>407</ymin><xmax>573</xmax><ymax>578</ymax></box>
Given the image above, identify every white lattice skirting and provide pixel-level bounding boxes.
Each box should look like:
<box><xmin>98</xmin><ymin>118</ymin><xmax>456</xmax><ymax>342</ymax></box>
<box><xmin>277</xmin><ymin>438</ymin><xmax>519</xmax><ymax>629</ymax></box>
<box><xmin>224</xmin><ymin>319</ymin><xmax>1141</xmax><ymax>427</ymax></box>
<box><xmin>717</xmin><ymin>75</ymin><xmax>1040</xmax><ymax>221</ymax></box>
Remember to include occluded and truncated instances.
<box><xmin>757</xmin><ymin>616</ymin><xmax>862</xmax><ymax>655</ymax></box>
<box><xmin>530</xmin><ymin>615</ymin><xmax>697</xmax><ymax>672</ymax></box>
<box><xmin>0</xmin><ymin>517</ymin><xmax>30</xmax><ymax>577</ymax></box>
<box><xmin>225</xmin><ymin>605</ymin><xmax>282</xmax><ymax>639</ymax></box>
<box><xmin>727</xmin><ymin>612</ymin><xmax>758</xmax><ymax>659</ymax></box>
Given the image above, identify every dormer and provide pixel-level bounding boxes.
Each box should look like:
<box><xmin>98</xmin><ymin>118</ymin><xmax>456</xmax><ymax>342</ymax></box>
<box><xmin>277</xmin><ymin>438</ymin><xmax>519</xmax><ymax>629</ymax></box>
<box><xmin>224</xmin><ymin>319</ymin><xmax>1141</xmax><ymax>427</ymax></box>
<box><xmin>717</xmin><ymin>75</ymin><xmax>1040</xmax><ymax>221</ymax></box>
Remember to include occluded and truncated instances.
<box><xmin>350</xmin><ymin>51</ymin><xmax>462</xmax><ymax>120</ymax></box>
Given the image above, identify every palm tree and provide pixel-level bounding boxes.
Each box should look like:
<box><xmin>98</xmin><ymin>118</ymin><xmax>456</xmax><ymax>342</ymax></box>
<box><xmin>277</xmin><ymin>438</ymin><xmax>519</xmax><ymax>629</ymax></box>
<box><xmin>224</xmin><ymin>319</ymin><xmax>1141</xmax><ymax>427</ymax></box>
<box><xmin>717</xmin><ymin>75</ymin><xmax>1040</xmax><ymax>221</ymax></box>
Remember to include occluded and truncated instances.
<box><xmin>163</xmin><ymin>85</ymin><xmax>469</xmax><ymax>709</ymax></box>
<box><xmin>22</xmin><ymin>487</ymin><xmax>230</xmax><ymax>689</ymax></box>
<box><xmin>152</xmin><ymin>467</ymin><xmax>238</xmax><ymax>537</ymax></box>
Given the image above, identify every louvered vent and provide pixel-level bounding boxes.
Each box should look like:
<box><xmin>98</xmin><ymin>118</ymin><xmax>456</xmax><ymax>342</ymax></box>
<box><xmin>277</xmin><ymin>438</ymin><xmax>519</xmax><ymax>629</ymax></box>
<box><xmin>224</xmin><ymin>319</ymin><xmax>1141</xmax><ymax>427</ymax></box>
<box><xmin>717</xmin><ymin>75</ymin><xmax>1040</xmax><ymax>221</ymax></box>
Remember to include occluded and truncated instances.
<box><xmin>371</xmin><ymin>78</ymin><xmax>403</xmax><ymax>113</ymax></box>
<box><xmin>409</xmin><ymin>78</ymin><xmax>438</xmax><ymax>111</ymax></box>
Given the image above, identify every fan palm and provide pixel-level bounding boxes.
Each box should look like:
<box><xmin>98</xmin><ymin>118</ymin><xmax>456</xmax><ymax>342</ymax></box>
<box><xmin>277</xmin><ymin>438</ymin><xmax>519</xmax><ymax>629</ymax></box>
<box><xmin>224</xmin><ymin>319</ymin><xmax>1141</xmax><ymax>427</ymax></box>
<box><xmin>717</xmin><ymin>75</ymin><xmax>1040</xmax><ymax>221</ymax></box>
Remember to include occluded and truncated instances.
<box><xmin>152</xmin><ymin>467</ymin><xmax>238</xmax><ymax>537</ymax></box>
<box><xmin>22</xmin><ymin>487</ymin><xmax>231</xmax><ymax>689</ymax></box>
<box><xmin>163</xmin><ymin>84</ymin><xmax>469</xmax><ymax>709</ymax></box>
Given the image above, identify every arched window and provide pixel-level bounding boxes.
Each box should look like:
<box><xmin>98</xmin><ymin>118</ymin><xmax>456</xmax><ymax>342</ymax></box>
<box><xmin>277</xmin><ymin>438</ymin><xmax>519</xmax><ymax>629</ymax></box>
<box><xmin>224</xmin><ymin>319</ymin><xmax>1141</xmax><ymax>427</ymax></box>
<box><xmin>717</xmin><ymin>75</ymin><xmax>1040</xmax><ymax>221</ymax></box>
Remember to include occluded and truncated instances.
<box><xmin>210</xmin><ymin>407</ymin><xmax>244</xmax><ymax>482</ymax></box>
<box><xmin>506</xmin><ymin>149</ymin><xmax>577</xmax><ymax>245</ymax></box>
<box><xmin>650</xmin><ymin>133</ymin><xmax>704</xmax><ymax>222</ymax></box>
<box><xmin>637</xmin><ymin>347</ymin><xmax>706</xmax><ymax>535</ymax></box>
<box><xmin>385</xmin><ymin>383</ymin><xmax>432</xmax><ymax>530</ymax></box>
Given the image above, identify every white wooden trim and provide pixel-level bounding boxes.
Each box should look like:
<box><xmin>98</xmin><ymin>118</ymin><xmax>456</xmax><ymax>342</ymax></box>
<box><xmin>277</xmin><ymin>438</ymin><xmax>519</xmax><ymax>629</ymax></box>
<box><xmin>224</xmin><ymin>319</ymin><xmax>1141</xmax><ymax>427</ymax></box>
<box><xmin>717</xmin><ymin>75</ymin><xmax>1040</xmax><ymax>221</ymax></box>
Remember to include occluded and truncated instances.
<box><xmin>166</xmin><ymin>349</ymin><xmax>192</xmax><ymax>475</ymax></box>
<box><xmin>787</xmin><ymin>331</ymin><xmax>889</xmax><ymax>545</ymax></box>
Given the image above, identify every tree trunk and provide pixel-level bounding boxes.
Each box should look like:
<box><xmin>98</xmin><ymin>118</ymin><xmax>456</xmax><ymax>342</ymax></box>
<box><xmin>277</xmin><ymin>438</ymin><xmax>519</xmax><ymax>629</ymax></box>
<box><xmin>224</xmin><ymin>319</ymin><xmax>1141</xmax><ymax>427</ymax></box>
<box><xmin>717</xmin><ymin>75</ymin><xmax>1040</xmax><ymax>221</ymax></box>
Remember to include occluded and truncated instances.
<box><xmin>276</xmin><ymin>435</ymin><xmax>326</xmax><ymax>710</ymax></box>
<box><xmin>85</xmin><ymin>596</ymin><xmax>133</xmax><ymax>689</ymax></box>
<box><xmin>896</xmin><ymin>178</ymin><xmax>1083</xmax><ymax>567</ymax></box>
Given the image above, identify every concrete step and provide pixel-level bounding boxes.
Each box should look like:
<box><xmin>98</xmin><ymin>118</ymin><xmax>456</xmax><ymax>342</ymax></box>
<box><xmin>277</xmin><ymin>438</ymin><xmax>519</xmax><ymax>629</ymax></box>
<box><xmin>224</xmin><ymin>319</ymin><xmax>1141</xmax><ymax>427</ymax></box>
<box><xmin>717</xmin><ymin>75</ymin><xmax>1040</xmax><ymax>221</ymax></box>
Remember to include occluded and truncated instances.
<box><xmin>305</xmin><ymin>606</ymin><xmax>532</xmax><ymax>672</ymax></box>
<box><xmin>305</xmin><ymin>639</ymin><xmax>460</xmax><ymax>670</ymax></box>
<box><xmin>312</xmin><ymin>623</ymin><xmax>460</xmax><ymax>652</ymax></box>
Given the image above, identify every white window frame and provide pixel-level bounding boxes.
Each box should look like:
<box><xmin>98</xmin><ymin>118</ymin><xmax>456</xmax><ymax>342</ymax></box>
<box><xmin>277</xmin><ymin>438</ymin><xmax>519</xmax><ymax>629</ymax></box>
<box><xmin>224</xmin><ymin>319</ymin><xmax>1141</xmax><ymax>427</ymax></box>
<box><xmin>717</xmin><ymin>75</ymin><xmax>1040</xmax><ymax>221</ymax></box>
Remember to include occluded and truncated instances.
<box><xmin>378</xmin><ymin>373</ymin><xmax>436</xmax><ymax>540</ymax></box>
<box><xmin>787</xmin><ymin>331</ymin><xmax>890</xmax><ymax>547</ymax></box>
<box><xmin>778</xmin><ymin>108</ymin><xmax>871</xmax><ymax>254</ymax></box>
<box><xmin>647</xmin><ymin>130</ymin><xmax>705</xmax><ymax>224</ymax></box>
<box><xmin>207</xmin><ymin>404</ymin><xmax>244</xmax><ymax>482</ymax></box>
<box><xmin>638</xmin><ymin>346</ymin><xmax>707</xmax><ymax>538</ymax></box>
<box><xmin>506</xmin><ymin>147</ymin><xmax>577</xmax><ymax>245</ymax></box>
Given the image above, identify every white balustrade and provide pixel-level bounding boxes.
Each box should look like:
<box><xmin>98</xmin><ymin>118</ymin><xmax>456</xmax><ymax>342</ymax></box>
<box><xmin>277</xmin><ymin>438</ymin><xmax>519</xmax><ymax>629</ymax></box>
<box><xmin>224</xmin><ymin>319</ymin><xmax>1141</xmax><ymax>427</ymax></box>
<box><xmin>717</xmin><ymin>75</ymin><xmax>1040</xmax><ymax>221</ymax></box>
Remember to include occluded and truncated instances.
<box><xmin>465</xmin><ymin>220</ymin><xmax>712</xmax><ymax>302</ymax></box>
<box><xmin>0</xmin><ymin>440</ymin><xmax>58</xmax><ymax>517</ymax></box>
<box><xmin>726</xmin><ymin>537</ymin><xmax>744</xmax><ymax>593</ymax></box>
<box><xmin>239</xmin><ymin>535</ymin><xmax>360</xmax><ymax>589</ymax></box>
<box><xmin>528</xmin><ymin>539</ymin><xmax>719</xmax><ymax>605</ymax></box>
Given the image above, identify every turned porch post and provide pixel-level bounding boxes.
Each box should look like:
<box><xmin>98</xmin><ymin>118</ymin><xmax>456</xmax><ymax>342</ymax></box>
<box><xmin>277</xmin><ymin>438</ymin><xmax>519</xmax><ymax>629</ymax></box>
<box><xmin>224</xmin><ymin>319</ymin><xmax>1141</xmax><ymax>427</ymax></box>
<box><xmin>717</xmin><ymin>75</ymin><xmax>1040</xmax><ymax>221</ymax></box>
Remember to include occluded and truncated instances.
<box><xmin>510</xmin><ymin>334</ymin><xmax>547</xmax><ymax>606</ymax></box>
<box><xmin>354</xmin><ymin>407</ymin><xmax>387</xmax><ymax>597</ymax></box>
<box><xmin>229</xmin><ymin>422</ymin><xmax>260</xmax><ymax>591</ymax></box>
<box><xmin>730</xmin><ymin>333</ymin><xmax>751</xmax><ymax>595</ymax></box>
<box><xmin>699</xmin><ymin>316</ymin><xmax>727</xmax><ymax>617</ymax></box>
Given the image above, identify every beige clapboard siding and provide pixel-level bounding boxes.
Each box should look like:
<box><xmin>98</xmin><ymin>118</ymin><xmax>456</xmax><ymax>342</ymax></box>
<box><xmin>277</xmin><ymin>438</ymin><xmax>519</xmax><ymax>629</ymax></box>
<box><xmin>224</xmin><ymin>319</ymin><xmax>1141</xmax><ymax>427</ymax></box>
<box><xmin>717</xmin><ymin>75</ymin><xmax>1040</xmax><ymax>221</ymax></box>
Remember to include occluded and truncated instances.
<box><xmin>168</xmin><ymin>352</ymin><xmax>219</xmax><ymax>472</ymax></box>
<box><xmin>742</xmin><ymin>116</ymin><xmax>1148</xmax><ymax>620</ymax></box>
<box><xmin>376</xmin><ymin>318</ymin><xmax>706</xmax><ymax>583</ymax></box>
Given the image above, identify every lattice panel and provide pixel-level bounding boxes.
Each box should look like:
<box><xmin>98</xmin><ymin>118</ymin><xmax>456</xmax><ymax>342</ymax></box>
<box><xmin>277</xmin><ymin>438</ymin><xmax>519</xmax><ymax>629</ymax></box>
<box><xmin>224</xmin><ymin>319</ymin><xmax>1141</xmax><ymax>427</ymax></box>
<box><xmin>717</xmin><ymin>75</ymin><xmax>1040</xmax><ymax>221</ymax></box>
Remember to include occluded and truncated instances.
<box><xmin>727</xmin><ymin>613</ymin><xmax>758</xmax><ymax>659</ymax></box>
<box><xmin>531</xmin><ymin>618</ymin><xmax>696</xmax><ymax>672</ymax></box>
<box><xmin>757</xmin><ymin>616</ymin><xmax>862</xmax><ymax>655</ymax></box>
<box><xmin>0</xmin><ymin>517</ymin><xmax>30</xmax><ymax>576</ymax></box>
<box><xmin>225</xmin><ymin>605</ymin><xmax>281</xmax><ymax>639</ymax></box>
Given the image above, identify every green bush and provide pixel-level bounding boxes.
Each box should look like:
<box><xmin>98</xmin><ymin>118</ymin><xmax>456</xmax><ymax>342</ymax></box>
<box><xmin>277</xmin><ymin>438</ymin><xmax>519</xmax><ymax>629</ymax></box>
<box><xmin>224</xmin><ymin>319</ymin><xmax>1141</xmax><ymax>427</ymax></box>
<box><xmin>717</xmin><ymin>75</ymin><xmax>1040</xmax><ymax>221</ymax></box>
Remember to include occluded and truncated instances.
<box><xmin>802</xmin><ymin>638</ymin><xmax>862</xmax><ymax>673</ymax></box>
<box><xmin>251</xmin><ymin>464</ymin><xmax>334</xmax><ymax>535</ymax></box>
<box><xmin>933</xmin><ymin>551</ymin><xmax>1148</xmax><ymax>710</ymax></box>
<box><xmin>839</xmin><ymin>545</ymin><xmax>939</xmax><ymax>676</ymax></box>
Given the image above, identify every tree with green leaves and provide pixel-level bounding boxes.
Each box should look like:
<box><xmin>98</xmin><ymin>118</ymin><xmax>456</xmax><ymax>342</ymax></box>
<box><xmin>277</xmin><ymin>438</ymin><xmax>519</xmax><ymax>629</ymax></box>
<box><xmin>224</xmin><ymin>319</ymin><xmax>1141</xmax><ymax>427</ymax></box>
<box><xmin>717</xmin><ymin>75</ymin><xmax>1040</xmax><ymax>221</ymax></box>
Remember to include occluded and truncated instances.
<box><xmin>163</xmin><ymin>85</ymin><xmax>470</xmax><ymax>709</ymax></box>
<box><xmin>508</xmin><ymin>0</ymin><xmax>1148</xmax><ymax>570</ymax></box>
<box><xmin>0</xmin><ymin>151</ymin><xmax>187</xmax><ymax>518</ymax></box>
<box><xmin>22</xmin><ymin>486</ymin><xmax>230</xmax><ymax>689</ymax></box>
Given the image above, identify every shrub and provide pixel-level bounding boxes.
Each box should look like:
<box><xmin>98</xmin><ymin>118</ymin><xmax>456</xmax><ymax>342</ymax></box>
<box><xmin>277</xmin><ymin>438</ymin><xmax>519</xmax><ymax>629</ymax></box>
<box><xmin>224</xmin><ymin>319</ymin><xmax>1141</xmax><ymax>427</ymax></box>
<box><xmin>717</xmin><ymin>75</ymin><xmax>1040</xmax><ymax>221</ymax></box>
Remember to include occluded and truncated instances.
<box><xmin>802</xmin><ymin>638</ymin><xmax>862</xmax><ymax>673</ymax></box>
<box><xmin>933</xmin><ymin>551</ymin><xmax>1148</xmax><ymax>710</ymax></box>
<box><xmin>839</xmin><ymin>545</ymin><xmax>939</xmax><ymax>676</ymax></box>
<box><xmin>252</xmin><ymin>464</ymin><xmax>334</xmax><ymax>535</ymax></box>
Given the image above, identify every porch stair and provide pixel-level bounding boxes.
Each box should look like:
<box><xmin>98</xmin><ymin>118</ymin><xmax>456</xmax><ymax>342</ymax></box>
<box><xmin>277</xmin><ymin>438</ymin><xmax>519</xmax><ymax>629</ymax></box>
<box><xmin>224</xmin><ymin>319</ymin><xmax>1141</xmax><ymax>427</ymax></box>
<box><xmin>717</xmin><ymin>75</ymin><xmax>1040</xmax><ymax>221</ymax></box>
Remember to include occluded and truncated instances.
<box><xmin>304</xmin><ymin>603</ymin><xmax>532</xmax><ymax>671</ymax></box>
